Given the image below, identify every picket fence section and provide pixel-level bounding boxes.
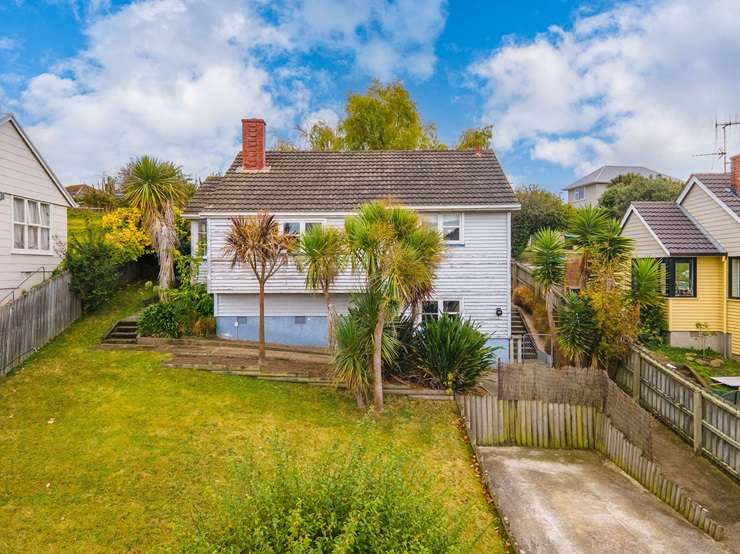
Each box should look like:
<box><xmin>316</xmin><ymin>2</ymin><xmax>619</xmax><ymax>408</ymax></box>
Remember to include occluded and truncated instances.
<box><xmin>458</xmin><ymin>394</ymin><xmax>725</xmax><ymax>541</ymax></box>
<box><xmin>615</xmin><ymin>347</ymin><xmax>739</xmax><ymax>481</ymax></box>
<box><xmin>0</xmin><ymin>272</ymin><xmax>82</xmax><ymax>376</ymax></box>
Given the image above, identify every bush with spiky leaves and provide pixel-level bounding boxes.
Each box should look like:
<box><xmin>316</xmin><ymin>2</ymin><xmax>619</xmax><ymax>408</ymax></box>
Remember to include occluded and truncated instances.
<box><xmin>557</xmin><ymin>292</ymin><xmax>597</xmax><ymax>368</ymax></box>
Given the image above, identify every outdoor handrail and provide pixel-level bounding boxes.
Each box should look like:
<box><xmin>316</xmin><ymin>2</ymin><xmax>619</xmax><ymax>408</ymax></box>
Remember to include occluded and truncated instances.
<box><xmin>0</xmin><ymin>266</ymin><xmax>49</xmax><ymax>304</ymax></box>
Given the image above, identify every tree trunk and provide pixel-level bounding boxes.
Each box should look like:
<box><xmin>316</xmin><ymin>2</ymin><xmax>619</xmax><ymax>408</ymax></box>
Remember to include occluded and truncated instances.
<box><xmin>372</xmin><ymin>302</ymin><xmax>386</xmax><ymax>413</ymax></box>
<box><xmin>324</xmin><ymin>288</ymin><xmax>335</xmax><ymax>346</ymax></box>
<box><xmin>258</xmin><ymin>280</ymin><xmax>266</xmax><ymax>367</ymax></box>
<box><xmin>355</xmin><ymin>391</ymin><xmax>366</xmax><ymax>409</ymax></box>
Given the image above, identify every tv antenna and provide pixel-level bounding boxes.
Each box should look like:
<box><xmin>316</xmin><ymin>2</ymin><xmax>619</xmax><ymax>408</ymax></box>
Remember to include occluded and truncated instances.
<box><xmin>694</xmin><ymin>117</ymin><xmax>740</xmax><ymax>172</ymax></box>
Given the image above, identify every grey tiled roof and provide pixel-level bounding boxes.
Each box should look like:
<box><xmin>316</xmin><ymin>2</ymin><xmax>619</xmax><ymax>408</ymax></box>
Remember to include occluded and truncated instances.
<box><xmin>692</xmin><ymin>173</ymin><xmax>740</xmax><ymax>218</ymax></box>
<box><xmin>631</xmin><ymin>201</ymin><xmax>724</xmax><ymax>255</ymax></box>
<box><xmin>564</xmin><ymin>165</ymin><xmax>667</xmax><ymax>191</ymax></box>
<box><xmin>185</xmin><ymin>150</ymin><xmax>518</xmax><ymax>214</ymax></box>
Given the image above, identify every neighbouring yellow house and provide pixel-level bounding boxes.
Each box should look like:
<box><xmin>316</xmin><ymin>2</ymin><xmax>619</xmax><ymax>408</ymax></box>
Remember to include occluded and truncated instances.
<box><xmin>621</xmin><ymin>154</ymin><xmax>740</xmax><ymax>358</ymax></box>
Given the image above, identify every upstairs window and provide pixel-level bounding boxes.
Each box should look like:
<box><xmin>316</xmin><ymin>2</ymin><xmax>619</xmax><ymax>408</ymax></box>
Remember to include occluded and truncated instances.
<box><xmin>12</xmin><ymin>197</ymin><xmax>51</xmax><ymax>253</ymax></box>
<box><xmin>730</xmin><ymin>257</ymin><xmax>740</xmax><ymax>299</ymax></box>
<box><xmin>574</xmin><ymin>187</ymin><xmax>586</xmax><ymax>201</ymax></box>
<box><xmin>421</xmin><ymin>213</ymin><xmax>463</xmax><ymax>244</ymax></box>
<box><xmin>197</xmin><ymin>220</ymin><xmax>208</xmax><ymax>258</ymax></box>
<box><xmin>665</xmin><ymin>257</ymin><xmax>696</xmax><ymax>298</ymax></box>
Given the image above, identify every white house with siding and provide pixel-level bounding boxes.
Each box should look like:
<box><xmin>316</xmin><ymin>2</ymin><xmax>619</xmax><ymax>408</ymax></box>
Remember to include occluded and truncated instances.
<box><xmin>185</xmin><ymin>118</ymin><xmax>520</xmax><ymax>360</ymax></box>
<box><xmin>0</xmin><ymin>114</ymin><xmax>75</xmax><ymax>303</ymax></box>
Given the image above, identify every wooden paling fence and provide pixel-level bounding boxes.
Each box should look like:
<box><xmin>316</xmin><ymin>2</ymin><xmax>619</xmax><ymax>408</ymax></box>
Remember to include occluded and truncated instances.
<box><xmin>458</xmin><ymin>394</ymin><xmax>725</xmax><ymax>540</ymax></box>
<box><xmin>615</xmin><ymin>347</ymin><xmax>739</xmax><ymax>481</ymax></box>
<box><xmin>0</xmin><ymin>272</ymin><xmax>81</xmax><ymax>376</ymax></box>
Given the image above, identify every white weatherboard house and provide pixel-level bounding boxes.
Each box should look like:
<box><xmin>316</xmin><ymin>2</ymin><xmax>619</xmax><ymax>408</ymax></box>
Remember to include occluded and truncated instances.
<box><xmin>185</xmin><ymin>119</ymin><xmax>520</xmax><ymax>360</ymax></box>
<box><xmin>0</xmin><ymin>113</ymin><xmax>75</xmax><ymax>303</ymax></box>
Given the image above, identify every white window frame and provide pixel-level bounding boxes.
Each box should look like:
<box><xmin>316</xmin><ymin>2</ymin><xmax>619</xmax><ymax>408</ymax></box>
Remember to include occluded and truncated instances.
<box><xmin>197</xmin><ymin>219</ymin><xmax>208</xmax><ymax>259</ymax></box>
<box><xmin>280</xmin><ymin>220</ymin><xmax>325</xmax><ymax>236</ymax></box>
<box><xmin>11</xmin><ymin>196</ymin><xmax>53</xmax><ymax>256</ymax></box>
<box><xmin>421</xmin><ymin>298</ymin><xmax>463</xmax><ymax>322</ymax></box>
<box><xmin>423</xmin><ymin>212</ymin><xmax>464</xmax><ymax>245</ymax></box>
<box><xmin>574</xmin><ymin>187</ymin><xmax>586</xmax><ymax>201</ymax></box>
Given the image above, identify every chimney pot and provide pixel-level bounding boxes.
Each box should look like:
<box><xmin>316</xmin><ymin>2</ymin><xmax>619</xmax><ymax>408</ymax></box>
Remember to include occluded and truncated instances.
<box><xmin>242</xmin><ymin>118</ymin><xmax>266</xmax><ymax>171</ymax></box>
<box><xmin>731</xmin><ymin>153</ymin><xmax>740</xmax><ymax>195</ymax></box>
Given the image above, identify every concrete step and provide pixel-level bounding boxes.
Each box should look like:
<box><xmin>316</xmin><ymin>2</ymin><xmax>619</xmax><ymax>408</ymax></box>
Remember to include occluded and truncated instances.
<box><xmin>104</xmin><ymin>338</ymin><xmax>137</xmax><ymax>344</ymax></box>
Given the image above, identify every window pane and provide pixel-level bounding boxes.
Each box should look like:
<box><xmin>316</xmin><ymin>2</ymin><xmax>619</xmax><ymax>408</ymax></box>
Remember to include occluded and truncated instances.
<box><xmin>198</xmin><ymin>220</ymin><xmax>207</xmax><ymax>256</ymax></box>
<box><xmin>421</xmin><ymin>214</ymin><xmax>437</xmax><ymax>229</ymax></box>
<box><xmin>443</xmin><ymin>300</ymin><xmax>460</xmax><ymax>314</ymax></box>
<box><xmin>283</xmin><ymin>222</ymin><xmax>300</xmax><ymax>235</ymax></box>
<box><xmin>673</xmin><ymin>260</ymin><xmax>694</xmax><ymax>296</ymax></box>
<box><xmin>28</xmin><ymin>226</ymin><xmax>38</xmax><ymax>250</ymax></box>
<box><xmin>443</xmin><ymin>227</ymin><xmax>460</xmax><ymax>241</ymax></box>
<box><xmin>731</xmin><ymin>258</ymin><xmax>740</xmax><ymax>298</ymax></box>
<box><xmin>305</xmin><ymin>222</ymin><xmax>322</xmax><ymax>232</ymax></box>
<box><xmin>13</xmin><ymin>198</ymin><xmax>25</xmax><ymax>223</ymax></box>
<box><xmin>40</xmin><ymin>227</ymin><xmax>50</xmax><ymax>250</ymax></box>
<box><xmin>40</xmin><ymin>203</ymin><xmax>50</xmax><ymax>226</ymax></box>
<box><xmin>421</xmin><ymin>300</ymin><xmax>439</xmax><ymax>322</ymax></box>
<box><xmin>13</xmin><ymin>224</ymin><xmax>25</xmax><ymax>249</ymax></box>
<box><xmin>28</xmin><ymin>201</ymin><xmax>39</xmax><ymax>224</ymax></box>
<box><xmin>442</xmin><ymin>214</ymin><xmax>460</xmax><ymax>227</ymax></box>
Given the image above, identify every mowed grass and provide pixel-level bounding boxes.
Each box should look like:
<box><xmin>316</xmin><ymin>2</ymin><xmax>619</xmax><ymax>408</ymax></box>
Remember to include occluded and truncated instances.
<box><xmin>67</xmin><ymin>208</ymin><xmax>103</xmax><ymax>242</ymax></box>
<box><xmin>0</xmin><ymin>285</ymin><xmax>505</xmax><ymax>553</ymax></box>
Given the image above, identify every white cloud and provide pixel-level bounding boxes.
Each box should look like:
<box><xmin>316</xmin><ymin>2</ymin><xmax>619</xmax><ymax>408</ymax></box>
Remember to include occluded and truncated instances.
<box><xmin>472</xmin><ymin>0</ymin><xmax>740</xmax><ymax>180</ymax></box>
<box><xmin>13</xmin><ymin>0</ymin><xmax>447</xmax><ymax>183</ymax></box>
<box><xmin>0</xmin><ymin>37</ymin><xmax>18</xmax><ymax>51</ymax></box>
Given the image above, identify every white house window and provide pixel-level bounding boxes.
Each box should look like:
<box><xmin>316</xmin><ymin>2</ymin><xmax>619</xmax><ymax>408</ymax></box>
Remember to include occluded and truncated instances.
<box><xmin>421</xmin><ymin>213</ymin><xmax>463</xmax><ymax>244</ymax></box>
<box><xmin>574</xmin><ymin>187</ymin><xmax>586</xmax><ymax>201</ymax></box>
<box><xmin>12</xmin><ymin>197</ymin><xmax>51</xmax><ymax>253</ymax></box>
<box><xmin>283</xmin><ymin>222</ymin><xmax>301</xmax><ymax>235</ymax></box>
<box><xmin>422</xmin><ymin>299</ymin><xmax>462</xmax><ymax>322</ymax></box>
<box><xmin>197</xmin><ymin>220</ymin><xmax>208</xmax><ymax>258</ymax></box>
<box><xmin>441</xmin><ymin>214</ymin><xmax>461</xmax><ymax>242</ymax></box>
<box><xmin>282</xmin><ymin>221</ymin><xmax>323</xmax><ymax>235</ymax></box>
<box><xmin>729</xmin><ymin>257</ymin><xmax>740</xmax><ymax>299</ymax></box>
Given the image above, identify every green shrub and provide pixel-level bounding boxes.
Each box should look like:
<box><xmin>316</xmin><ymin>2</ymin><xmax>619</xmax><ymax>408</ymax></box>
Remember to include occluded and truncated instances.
<box><xmin>415</xmin><ymin>315</ymin><xmax>497</xmax><ymax>392</ymax></box>
<box><xmin>640</xmin><ymin>303</ymin><xmax>667</xmax><ymax>346</ymax></box>
<box><xmin>184</xmin><ymin>439</ymin><xmax>471</xmax><ymax>553</ymax></box>
<box><xmin>138</xmin><ymin>302</ymin><xmax>179</xmax><ymax>338</ymax></box>
<box><xmin>65</xmin><ymin>225</ymin><xmax>120</xmax><ymax>312</ymax></box>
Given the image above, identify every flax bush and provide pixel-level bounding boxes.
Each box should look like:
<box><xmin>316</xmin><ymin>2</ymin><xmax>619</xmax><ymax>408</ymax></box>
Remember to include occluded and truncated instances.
<box><xmin>184</xmin><ymin>440</ymin><xmax>472</xmax><ymax>553</ymax></box>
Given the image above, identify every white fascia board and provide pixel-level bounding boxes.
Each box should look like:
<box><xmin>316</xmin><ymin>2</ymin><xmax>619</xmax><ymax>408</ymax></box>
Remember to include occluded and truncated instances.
<box><xmin>3</xmin><ymin>115</ymin><xmax>77</xmax><ymax>208</ymax></box>
<box><xmin>677</xmin><ymin>176</ymin><xmax>740</xmax><ymax>225</ymax></box>
<box><xmin>621</xmin><ymin>206</ymin><xmax>670</xmax><ymax>257</ymax></box>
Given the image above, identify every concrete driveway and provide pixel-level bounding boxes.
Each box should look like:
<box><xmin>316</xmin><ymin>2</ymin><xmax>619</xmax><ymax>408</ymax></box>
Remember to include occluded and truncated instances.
<box><xmin>479</xmin><ymin>447</ymin><xmax>731</xmax><ymax>554</ymax></box>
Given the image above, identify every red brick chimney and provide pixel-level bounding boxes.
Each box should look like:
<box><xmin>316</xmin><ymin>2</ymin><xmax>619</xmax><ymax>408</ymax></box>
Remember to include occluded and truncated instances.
<box><xmin>731</xmin><ymin>153</ymin><xmax>740</xmax><ymax>195</ymax></box>
<box><xmin>242</xmin><ymin>118</ymin><xmax>266</xmax><ymax>171</ymax></box>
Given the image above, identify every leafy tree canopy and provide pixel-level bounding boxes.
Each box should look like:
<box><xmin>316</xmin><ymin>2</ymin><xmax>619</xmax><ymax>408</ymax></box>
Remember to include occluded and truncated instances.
<box><xmin>300</xmin><ymin>81</ymin><xmax>492</xmax><ymax>152</ymax></box>
<box><xmin>598</xmin><ymin>173</ymin><xmax>683</xmax><ymax>219</ymax></box>
<box><xmin>512</xmin><ymin>185</ymin><xmax>573</xmax><ymax>259</ymax></box>
<box><xmin>456</xmin><ymin>125</ymin><xmax>493</xmax><ymax>150</ymax></box>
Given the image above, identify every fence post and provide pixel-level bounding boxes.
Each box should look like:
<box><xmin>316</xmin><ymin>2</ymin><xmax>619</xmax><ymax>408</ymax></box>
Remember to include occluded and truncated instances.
<box><xmin>692</xmin><ymin>390</ymin><xmax>702</xmax><ymax>453</ymax></box>
<box><xmin>517</xmin><ymin>337</ymin><xmax>523</xmax><ymax>364</ymax></box>
<box><xmin>632</xmin><ymin>353</ymin><xmax>641</xmax><ymax>402</ymax></box>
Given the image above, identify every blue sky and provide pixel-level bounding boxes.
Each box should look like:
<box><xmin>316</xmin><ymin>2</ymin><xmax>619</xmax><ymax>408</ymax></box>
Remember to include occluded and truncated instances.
<box><xmin>2</xmin><ymin>0</ymin><xmax>739</xmax><ymax>191</ymax></box>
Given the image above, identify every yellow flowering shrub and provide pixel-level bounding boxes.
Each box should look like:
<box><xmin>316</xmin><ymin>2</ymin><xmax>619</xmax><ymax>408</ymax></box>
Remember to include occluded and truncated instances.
<box><xmin>101</xmin><ymin>207</ymin><xmax>150</xmax><ymax>264</ymax></box>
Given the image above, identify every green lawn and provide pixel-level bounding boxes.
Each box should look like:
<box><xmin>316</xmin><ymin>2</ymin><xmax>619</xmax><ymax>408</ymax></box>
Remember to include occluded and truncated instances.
<box><xmin>67</xmin><ymin>208</ymin><xmax>103</xmax><ymax>242</ymax></box>
<box><xmin>653</xmin><ymin>344</ymin><xmax>740</xmax><ymax>380</ymax></box>
<box><xmin>0</xmin><ymin>285</ymin><xmax>505</xmax><ymax>553</ymax></box>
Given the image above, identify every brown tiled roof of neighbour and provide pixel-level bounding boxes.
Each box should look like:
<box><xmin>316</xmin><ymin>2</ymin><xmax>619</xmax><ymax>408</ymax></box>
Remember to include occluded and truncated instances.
<box><xmin>631</xmin><ymin>201</ymin><xmax>724</xmax><ymax>255</ymax></box>
<box><xmin>185</xmin><ymin>150</ymin><xmax>518</xmax><ymax>214</ymax></box>
<box><xmin>691</xmin><ymin>173</ymin><xmax>740</xmax><ymax>218</ymax></box>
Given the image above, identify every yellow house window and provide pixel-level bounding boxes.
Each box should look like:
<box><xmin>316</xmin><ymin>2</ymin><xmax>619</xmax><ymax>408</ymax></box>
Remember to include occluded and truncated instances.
<box><xmin>664</xmin><ymin>257</ymin><xmax>696</xmax><ymax>298</ymax></box>
<box><xmin>730</xmin><ymin>257</ymin><xmax>740</xmax><ymax>299</ymax></box>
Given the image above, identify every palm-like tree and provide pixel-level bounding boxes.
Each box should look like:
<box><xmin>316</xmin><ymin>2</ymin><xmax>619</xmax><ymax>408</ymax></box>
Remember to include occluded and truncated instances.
<box><xmin>566</xmin><ymin>206</ymin><xmax>609</xmax><ymax>286</ymax></box>
<box><xmin>224</xmin><ymin>213</ymin><xmax>296</xmax><ymax>366</ymax></box>
<box><xmin>123</xmin><ymin>156</ymin><xmax>189</xmax><ymax>292</ymax></box>
<box><xmin>530</xmin><ymin>228</ymin><xmax>566</xmax><ymax>336</ymax></box>
<box><xmin>557</xmin><ymin>292</ymin><xmax>596</xmax><ymax>368</ymax></box>
<box><xmin>345</xmin><ymin>202</ymin><xmax>443</xmax><ymax>412</ymax></box>
<box><xmin>295</xmin><ymin>225</ymin><xmax>348</xmax><ymax>337</ymax></box>
<box><xmin>630</xmin><ymin>257</ymin><xmax>665</xmax><ymax>318</ymax></box>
